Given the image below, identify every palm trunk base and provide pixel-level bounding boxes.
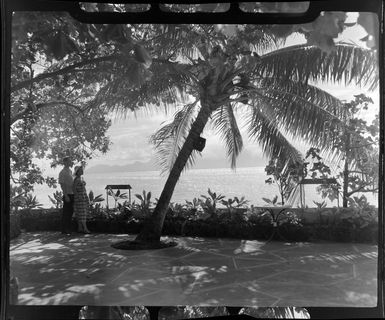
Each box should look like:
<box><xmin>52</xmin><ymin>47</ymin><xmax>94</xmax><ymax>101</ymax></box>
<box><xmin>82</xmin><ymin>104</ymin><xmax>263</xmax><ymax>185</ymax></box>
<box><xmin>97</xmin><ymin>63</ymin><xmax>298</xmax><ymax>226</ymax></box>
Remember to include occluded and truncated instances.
<box><xmin>134</xmin><ymin>216</ymin><xmax>163</xmax><ymax>243</ymax></box>
<box><xmin>111</xmin><ymin>215</ymin><xmax>177</xmax><ymax>250</ymax></box>
<box><xmin>111</xmin><ymin>238</ymin><xmax>177</xmax><ymax>250</ymax></box>
<box><xmin>134</xmin><ymin>230</ymin><xmax>161</xmax><ymax>243</ymax></box>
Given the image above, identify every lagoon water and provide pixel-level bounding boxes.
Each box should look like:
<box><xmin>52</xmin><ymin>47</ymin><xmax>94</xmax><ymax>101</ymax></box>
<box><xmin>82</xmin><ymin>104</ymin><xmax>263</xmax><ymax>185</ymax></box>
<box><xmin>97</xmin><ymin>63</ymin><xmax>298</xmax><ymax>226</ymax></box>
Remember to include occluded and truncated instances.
<box><xmin>33</xmin><ymin>166</ymin><xmax>376</xmax><ymax>209</ymax></box>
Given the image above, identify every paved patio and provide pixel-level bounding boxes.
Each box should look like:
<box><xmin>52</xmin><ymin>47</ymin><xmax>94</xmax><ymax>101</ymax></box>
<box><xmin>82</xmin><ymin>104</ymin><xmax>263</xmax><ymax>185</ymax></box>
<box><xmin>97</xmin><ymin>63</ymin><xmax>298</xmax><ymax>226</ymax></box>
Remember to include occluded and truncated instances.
<box><xmin>10</xmin><ymin>232</ymin><xmax>377</xmax><ymax>307</ymax></box>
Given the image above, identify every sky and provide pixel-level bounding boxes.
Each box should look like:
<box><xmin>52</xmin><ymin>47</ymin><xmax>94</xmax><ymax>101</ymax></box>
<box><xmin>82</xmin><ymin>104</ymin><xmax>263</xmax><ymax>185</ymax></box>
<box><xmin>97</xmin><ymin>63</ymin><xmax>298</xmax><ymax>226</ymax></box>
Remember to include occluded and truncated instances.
<box><xmin>83</xmin><ymin>14</ymin><xmax>379</xmax><ymax>172</ymax></box>
<box><xmin>86</xmin><ymin>112</ymin><xmax>272</xmax><ymax>170</ymax></box>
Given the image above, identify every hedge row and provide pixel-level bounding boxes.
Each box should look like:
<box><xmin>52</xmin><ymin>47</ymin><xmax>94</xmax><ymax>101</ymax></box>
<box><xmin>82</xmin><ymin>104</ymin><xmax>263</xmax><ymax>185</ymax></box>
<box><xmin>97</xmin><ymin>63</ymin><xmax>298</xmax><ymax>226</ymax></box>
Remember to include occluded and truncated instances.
<box><xmin>10</xmin><ymin>207</ymin><xmax>378</xmax><ymax>243</ymax></box>
<box><xmin>10</xmin><ymin>214</ymin><xmax>21</xmax><ymax>240</ymax></box>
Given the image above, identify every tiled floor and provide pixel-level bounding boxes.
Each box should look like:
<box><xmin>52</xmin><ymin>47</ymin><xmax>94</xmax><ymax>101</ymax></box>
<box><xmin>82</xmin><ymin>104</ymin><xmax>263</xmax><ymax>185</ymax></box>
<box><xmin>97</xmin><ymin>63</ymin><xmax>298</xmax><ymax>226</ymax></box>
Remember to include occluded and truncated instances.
<box><xmin>9</xmin><ymin>232</ymin><xmax>378</xmax><ymax>307</ymax></box>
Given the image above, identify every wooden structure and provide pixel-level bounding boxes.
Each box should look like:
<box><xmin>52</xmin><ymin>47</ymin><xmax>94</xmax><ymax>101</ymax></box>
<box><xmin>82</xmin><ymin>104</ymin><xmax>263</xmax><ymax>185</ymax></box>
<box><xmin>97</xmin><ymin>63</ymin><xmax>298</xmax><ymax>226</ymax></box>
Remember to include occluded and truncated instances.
<box><xmin>105</xmin><ymin>184</ymin><xmax>132</xmax><ymax>208</ymax></box>
<box><xmin>298</xmin><ymin>178</ymin><xmax>340</xmax><ymax>207</ymax></box>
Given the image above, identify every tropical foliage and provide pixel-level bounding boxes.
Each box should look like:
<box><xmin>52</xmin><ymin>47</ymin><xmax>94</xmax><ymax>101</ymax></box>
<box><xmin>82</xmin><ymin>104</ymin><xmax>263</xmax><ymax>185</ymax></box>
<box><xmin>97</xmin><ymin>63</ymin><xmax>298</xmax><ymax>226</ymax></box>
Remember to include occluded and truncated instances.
<box><xmin>133</xmin><ymin>190</ymin><xmax>152</xmax><ymax>216</ymax></box>
<box><xmin>48</xmin><ymin>190</ymin><xmax>63</xmax><ymax>209</ymax></box>
<box><xmin>10</xmin><ymin>185</ymin><xmax>43</xmax><ymax>211</ymax></box>
<box><xmin>265</xmin><ymin>91</ymin><xmax>379</xmax><ymax>208</ymax></box>
<box><xmin>221</xmin><ymin>196</ymin><xmax>249</xmax><ymax>211</ymax></box>
<box><xmin>328</xmin><ymin>94</ymin><xmax>379</xmax><ymax>207</ymax></box>
<box><xmin>79</xmin><ymin>306</ymin><xmax>150</xmax><ymax>320</ymax></box>
<box><xmin>158</xmin><ymin>306</ymin><xmax>229</xmax><ymax>319</ymax></box>
<box><xmin>199</xmin><ymin>188</ymin><xmax>226</xmax><ymax>218</ymax></box>
<box><xmin>11</xmin><ymin>12</ymin><xmax>112</xmax><ymax>198</ymax></box>
<box><xmin>88</xmin><ymin>190</ymin><xmax>105</xmax><ymax>208</ymax></box>
<box><xmin>302</xmin><ymin>96</ymin><xmax>379</xmax><ymax>207</ymax></box>
<box><xmin>264</xmin><ymin>157</ymin><xmax>305</xmax><ymax>205</ymax></box>
<box><xmin>77</xmin><ymin>305</ymin><xmax>311</xmax><ymax>320</ymax></box>
<box><xmin>12</xmin><ymin>196</ymin><xmax>378</xmax><ymax>243</ymax></box>
<box><xmin>132</xmin><ymin>21</ymin><xmax>377</xmax><ymax>242</ymax></box>
<box><xmin>262</xmin><ymin>195</ymin><xmax>282</xmax><ymax>206</ymax></box>
<box><xmin>10</xmin><ymin>8</ymin><xmax>378</xmax><ymax>243</ymax></box>
<box><xmin>240</xmin><ymin>306</ymin><xmax>310</xmax><ymax>319</ymax></box>
<box><xmin>106</xmin><ymin>188</ymin><xmax>128</xmax><ymax>208</ymax></box>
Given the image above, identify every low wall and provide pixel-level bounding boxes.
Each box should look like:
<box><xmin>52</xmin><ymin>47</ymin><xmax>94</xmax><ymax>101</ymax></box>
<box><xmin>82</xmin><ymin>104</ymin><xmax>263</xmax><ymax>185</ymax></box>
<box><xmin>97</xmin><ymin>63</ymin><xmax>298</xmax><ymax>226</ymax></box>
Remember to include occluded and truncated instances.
<box><xmin>10</xmin><ymin>214</ymin><xmax>21</xmax><ymax>240</ymax></box>
<box><xmin>17</xmin><ymin>208</ymin><xmax>65</xmax><ymax>231</ymax></box>
<box><xmin>279</xmin><ymin>207</ymin><xmax>363</xmax><ymax>224</ymax></box>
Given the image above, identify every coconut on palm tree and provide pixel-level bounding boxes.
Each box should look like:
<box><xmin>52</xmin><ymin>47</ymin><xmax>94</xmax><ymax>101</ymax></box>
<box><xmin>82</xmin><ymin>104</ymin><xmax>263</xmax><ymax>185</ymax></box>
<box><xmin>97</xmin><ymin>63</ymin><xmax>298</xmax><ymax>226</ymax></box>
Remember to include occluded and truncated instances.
<box><xmin>100</xmin><ymin>24</ymin><xmax>376</xmax><ymax>244</ymax></box>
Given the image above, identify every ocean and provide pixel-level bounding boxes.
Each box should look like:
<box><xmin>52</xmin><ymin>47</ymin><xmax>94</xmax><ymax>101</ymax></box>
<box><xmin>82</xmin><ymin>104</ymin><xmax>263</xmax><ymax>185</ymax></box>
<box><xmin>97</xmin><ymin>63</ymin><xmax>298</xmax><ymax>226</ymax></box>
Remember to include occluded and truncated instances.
<box><xmin>32</xmin><ymin>167</ymin><xmax>377</xmax><ymax>209</ymax></box>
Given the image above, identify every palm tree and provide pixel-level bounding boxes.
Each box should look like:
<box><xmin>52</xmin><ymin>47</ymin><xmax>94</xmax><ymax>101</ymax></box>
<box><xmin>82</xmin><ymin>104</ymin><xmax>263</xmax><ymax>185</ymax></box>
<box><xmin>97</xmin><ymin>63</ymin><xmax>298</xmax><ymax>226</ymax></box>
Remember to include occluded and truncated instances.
<box><xmin>105</xmin><ymin>24</ymin><xmax>376</xmax><ymax>243</ymax></box>
<box><xmin>12</xmin><ymin>16</ymin><xmax>377</xmax><ymax>243</ymax></box>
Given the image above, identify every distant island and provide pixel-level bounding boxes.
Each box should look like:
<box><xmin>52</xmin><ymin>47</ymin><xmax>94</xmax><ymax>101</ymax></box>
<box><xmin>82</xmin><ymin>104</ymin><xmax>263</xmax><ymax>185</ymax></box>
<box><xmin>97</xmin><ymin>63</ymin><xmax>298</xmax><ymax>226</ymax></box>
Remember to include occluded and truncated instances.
<box><xmin>87</xmin><ymin>161</ymin><xmax>157</xmax><ymax>173</ymax></box>
<box><xmin>87</xmin><ymin>153</ymin><xmax>268</xmax><ymax>174</ymax></box>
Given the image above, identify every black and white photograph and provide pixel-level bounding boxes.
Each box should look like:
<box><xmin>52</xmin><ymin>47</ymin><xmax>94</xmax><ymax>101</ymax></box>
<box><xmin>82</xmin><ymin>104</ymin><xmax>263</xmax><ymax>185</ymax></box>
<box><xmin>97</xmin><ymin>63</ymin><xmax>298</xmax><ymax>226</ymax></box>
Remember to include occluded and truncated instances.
<box><xmin>5</xmin><ymin>1</ymin><xmax>382</xmax><ymax>319</ymax></box>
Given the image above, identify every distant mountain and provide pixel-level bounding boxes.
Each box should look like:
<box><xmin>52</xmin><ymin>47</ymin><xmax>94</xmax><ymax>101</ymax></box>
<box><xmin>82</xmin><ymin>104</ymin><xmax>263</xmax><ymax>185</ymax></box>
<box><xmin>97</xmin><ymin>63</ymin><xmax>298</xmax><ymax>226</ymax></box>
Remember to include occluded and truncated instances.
<box><xmin>194</xmin><ymin>153</ymin><xmax>267</xmax><ymax>169</ymax></box>
<box><xmin>87</xmin><ymin>161</ymin><xmax>157</xmax><ymax>173</ymax></box>
<box><xmin>87</xmin><ymin>152</ymin><xmax>268</xmax><ymax>174</ymax></box>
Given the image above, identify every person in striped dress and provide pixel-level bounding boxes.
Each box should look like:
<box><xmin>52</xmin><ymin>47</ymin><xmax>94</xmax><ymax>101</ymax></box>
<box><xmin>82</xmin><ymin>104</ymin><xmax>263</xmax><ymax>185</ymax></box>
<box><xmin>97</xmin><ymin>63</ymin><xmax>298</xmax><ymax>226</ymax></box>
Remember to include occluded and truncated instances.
<box><xmin>73</xmin><ymin>165</ymin><xmax>90</xmax><ymax>233</ymax></box>
<box><xmin>58</xmin><ymin>156</ymin><xmax>74</xmax><ymax>235</ymax></box>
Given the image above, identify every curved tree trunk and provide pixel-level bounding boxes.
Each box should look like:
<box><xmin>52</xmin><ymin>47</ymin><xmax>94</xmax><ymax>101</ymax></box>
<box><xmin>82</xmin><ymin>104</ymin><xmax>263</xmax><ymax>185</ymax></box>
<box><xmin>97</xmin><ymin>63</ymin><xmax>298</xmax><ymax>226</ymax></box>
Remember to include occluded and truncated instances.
<box><xmin>342</xmin><ymin>132</ymin><xmax>351</xmax><ymax>208</ymax></box>
<box><xmin>135</xmin><ymin>99</ymin><xmax>214</xmax><ymax>243</ymax></box>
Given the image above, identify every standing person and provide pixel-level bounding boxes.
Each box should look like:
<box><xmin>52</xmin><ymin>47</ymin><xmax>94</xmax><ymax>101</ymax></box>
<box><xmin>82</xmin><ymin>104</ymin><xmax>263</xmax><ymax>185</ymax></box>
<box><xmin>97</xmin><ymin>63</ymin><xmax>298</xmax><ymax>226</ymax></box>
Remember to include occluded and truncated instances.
<box><xmin>58</xmin><ymin>156</ymin><xmax>74</xmax><ymax>235</ymax></box>
<box><xmin>73</xmin><ymin>165</ymin><xmax>91</xmax><ymax>234</ymax></box>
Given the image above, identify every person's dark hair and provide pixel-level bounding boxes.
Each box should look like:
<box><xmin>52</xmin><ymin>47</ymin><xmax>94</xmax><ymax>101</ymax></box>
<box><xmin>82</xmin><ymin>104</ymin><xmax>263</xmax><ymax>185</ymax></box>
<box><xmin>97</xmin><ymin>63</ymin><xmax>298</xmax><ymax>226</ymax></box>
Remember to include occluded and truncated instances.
<box><xmin>73</xmin><ymin>165</ymin><xmax>83</xmax><ymax>176</ymax></box>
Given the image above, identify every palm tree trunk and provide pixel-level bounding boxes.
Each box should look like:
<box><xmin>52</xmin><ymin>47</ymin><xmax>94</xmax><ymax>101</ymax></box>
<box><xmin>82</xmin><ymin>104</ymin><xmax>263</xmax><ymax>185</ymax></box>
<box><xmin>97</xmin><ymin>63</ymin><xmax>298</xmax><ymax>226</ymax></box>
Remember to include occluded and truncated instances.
<box><xmin>135</xmin><ymin>99</ymin><xmax>213</xmax><ymax>243</ymax></box>
<box><xmin>280</xmin><ymin>187</ymin><xmax>285</xmax><ymax>205</ymax></box>
<box><xmin>342</xmin><ymin>133</ymin><xmax>351</xmax><ymax>208</ymax></box>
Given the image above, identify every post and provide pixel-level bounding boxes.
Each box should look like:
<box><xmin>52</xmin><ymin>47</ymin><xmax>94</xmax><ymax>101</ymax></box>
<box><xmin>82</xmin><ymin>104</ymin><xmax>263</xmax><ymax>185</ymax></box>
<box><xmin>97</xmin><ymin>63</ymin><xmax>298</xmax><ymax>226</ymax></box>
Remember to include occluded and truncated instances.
<box><xmin>337</xmin><ymin>185</ymin><xmax>340</xmax><ymax>208</ymax></box>
<box><xmin>299</xmin><ymin>185</ymin><xmax>304</xmax><ymax>208</ymax></box>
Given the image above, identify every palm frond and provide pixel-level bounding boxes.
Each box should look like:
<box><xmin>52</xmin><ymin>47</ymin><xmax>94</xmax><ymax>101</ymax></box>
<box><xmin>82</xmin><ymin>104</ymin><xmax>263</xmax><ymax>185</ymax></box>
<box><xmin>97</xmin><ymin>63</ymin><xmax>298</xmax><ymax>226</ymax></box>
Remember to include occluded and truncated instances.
<box><xmin>259</xmin><ymin>77</ymin><xmax>346</xmax><ymax>117</ymax></box>
<box><xmin>148</xmin><ymin>25</ymin><xmax>204</xmax><ymax>60</ymax></box>
<box><xmin>245</xmin><ymin>101</ymin><xmax>303</xmax><ymax>165</ymax></box>
<box><xmin>150</xmin><ymin>101</ymin><xmax>200</xmax><ymax>173</ymax></box>
<box><xmin>257</xmin><ymin>43</ymin><xmax>378</xmax><ymax>90</ymax></box>
<box><xmin>250</xmin><ymin>78</ymin><xmax>346</xmax><ymax>154</ymax></box>
<box><xmin>210</xmin><ymin>103</ymin><xmax>243</xmax><ymax>169</ymax></box>
<box><xmin>243</xmin><ymin>25</ymin><xmax>283</xmax><ymax>54</ymax></box>
<box><xmin>92</xmin><ymin>60</ymin><xmax>194</xmax><ymax>116</ymax></box>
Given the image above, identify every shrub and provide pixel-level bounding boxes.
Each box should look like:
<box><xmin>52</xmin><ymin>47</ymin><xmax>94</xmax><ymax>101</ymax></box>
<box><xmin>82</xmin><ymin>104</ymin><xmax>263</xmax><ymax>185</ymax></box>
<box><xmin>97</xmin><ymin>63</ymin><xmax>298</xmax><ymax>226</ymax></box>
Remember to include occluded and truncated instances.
<box><xmin>279</xmin><ymin>222</ymin><xmax>310</xmax><ymax>242</ymax></box>
<box><xmin>199</xmin><ymin>188</ymin><xmax>225</xmax><ymax>218</ymax></box>
<box><xmin>298</xmin><ymin>206</ymin><xmax>378</xmax><ymax>243</ymax></box>
<box><xmin>132</xmin><ymin>190</ymin><xmax>152</xmax><ymax>217</ymax></box>
<box><xmin>106</xmin><ymin>188</ymin><xmax>128</xmax><ymax>209</ymax></box>
<box><xmin>18</xmin><ymin>208</ymin><xmax>63</xmax><ymax>231</ymax></box>
<box><xmin>48</xmin><ymin>191</ymin><xmax>63</xmax><ymax>209</ymax></box>
<box><xmin>12</xmin><ymin>197</ymin><xmax>378</xmax><ymax>243</ymax></box>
